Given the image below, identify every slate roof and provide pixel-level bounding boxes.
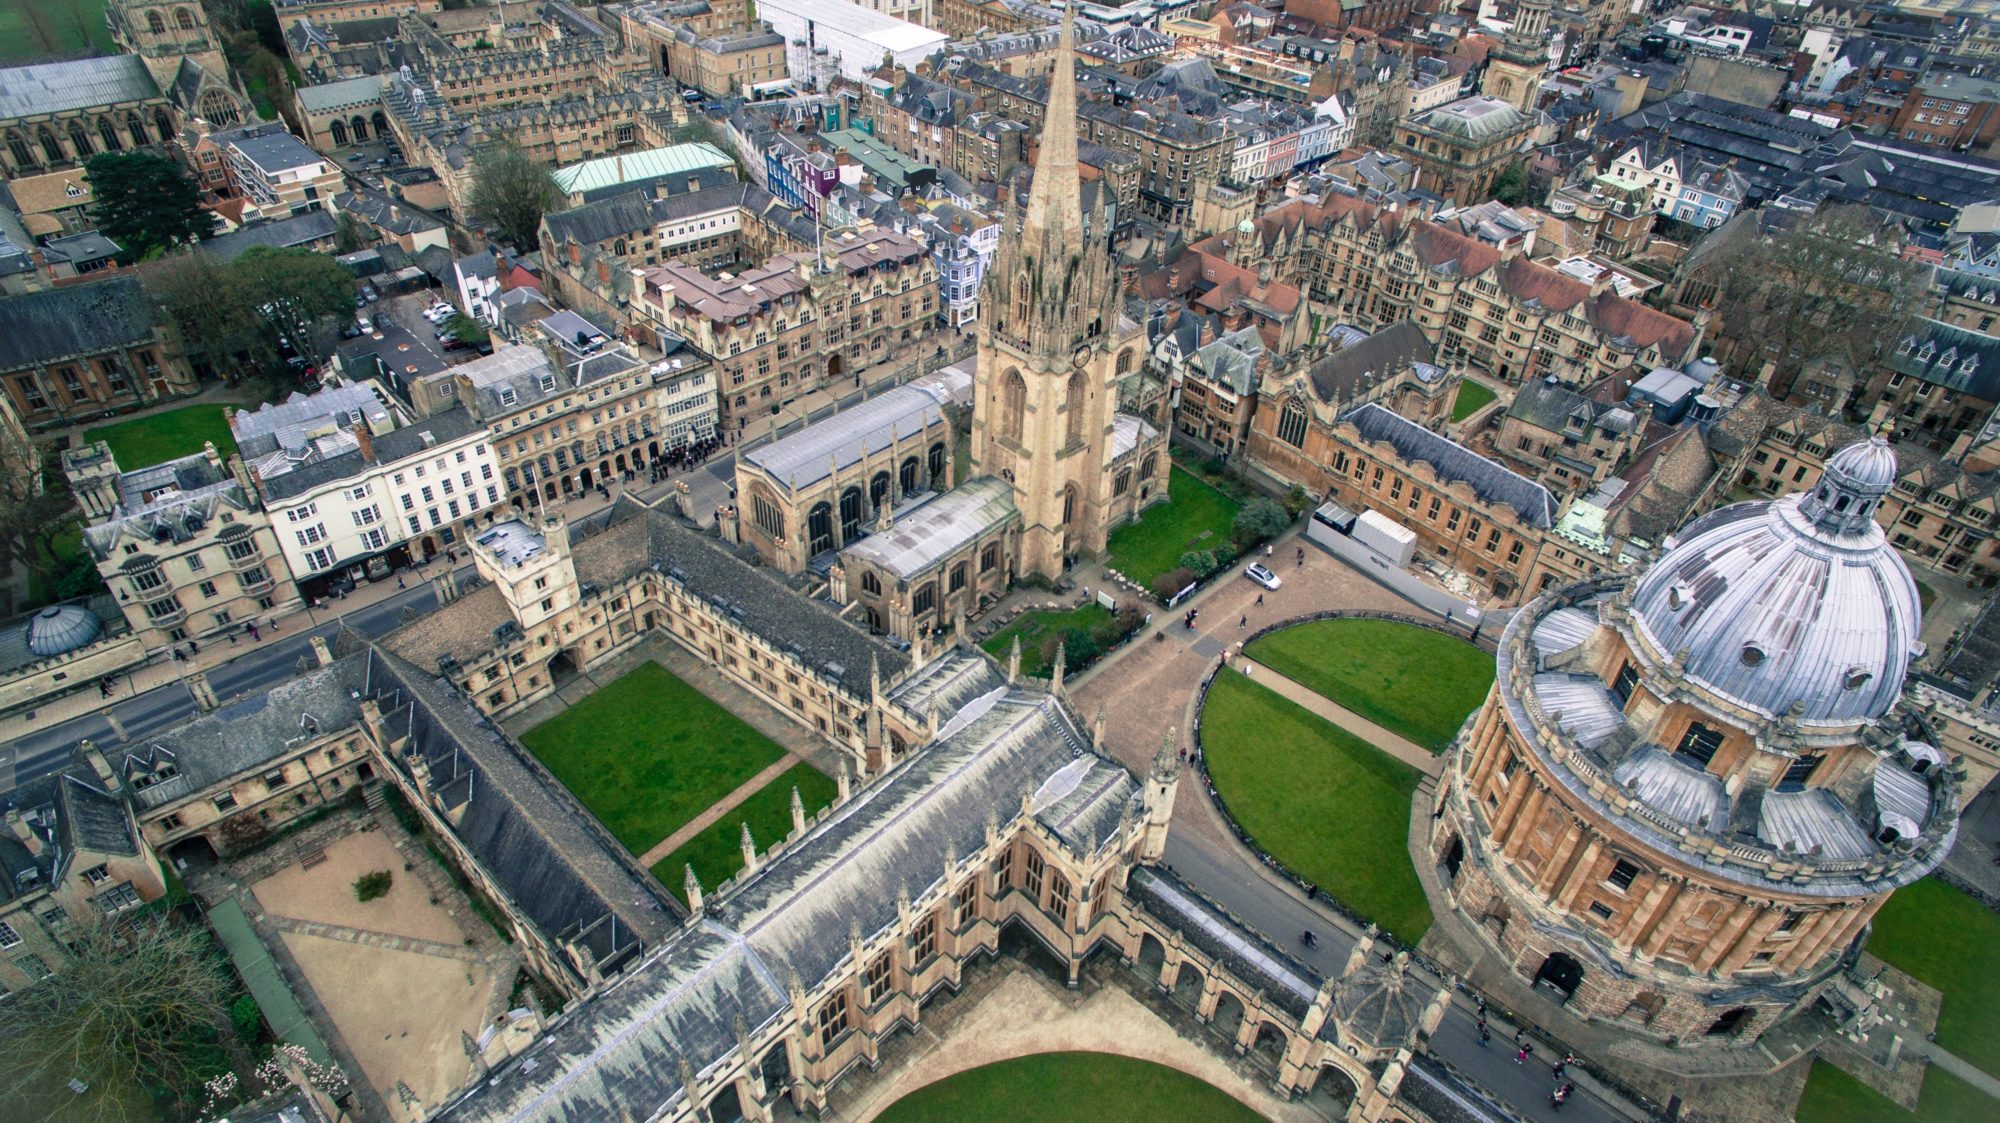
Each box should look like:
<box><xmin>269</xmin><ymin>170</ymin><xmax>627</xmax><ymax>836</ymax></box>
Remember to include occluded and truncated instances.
<box><xmin>743</xmin><ymin>365</ymin><xmax>972</xmax><ymax>496</ymax></box>
<box><xmin>294</xmin><ymin>74</ymin><xmax>387</xmax><ymax>113</ymax></box>
<box><xmin>200</xmin><ymin>211</ymin><xmax>339</xmax><ymax>263</ymax></box>
<box><xmin>371</xmin><ymin>645</ymin><xmax>674</xmax><ymax>970</ymax></box>
<box><xmin>0</xmin><ymin>276</ymin><xmax>159</xmax><ymax>371</ymax></box>
<box><xmin>0</xmin><ymin>54</ymin><xmax>162</xmax><ymax>117</ymax></box>
<box><xmin>841</xmin><ymin>476</ymin><xmax>1019</xmax><ymax>580</ymax></box>
<box><xmin>1342</xmin><ymin>402</ymin><xmax>1557</xmax><ymax>528</ymax></box>
<box><xmin>254</xmin><ymin>407</ymin><xmax>484</xmax><ymax>502</ymax></box>
<box><xmin>1886</xmin><ymin>319</ymin><xmax>2000</xmax><ymax>401</ymax></box>
<box><xmin>1305</xmin><ymin>321</ymin><xmax>1435</xmax><ymax>402</ymax></box>
<box><xmin>435</xmin><ymin>685</ymin><xmax>1128</xmax><ymax>1123</ymax></box>
<box><xmin>123</xmin><ymin>656</ymin><xmax>378</xmax><ymax>811</ymax></box>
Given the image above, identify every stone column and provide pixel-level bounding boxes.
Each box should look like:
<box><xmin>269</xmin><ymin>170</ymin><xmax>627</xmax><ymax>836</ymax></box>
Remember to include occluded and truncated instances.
<box><xmin>1638</xmin><ymin>882</ymin><xmax>1700</xmax><ymax>959</ymax></box>
<box><xmin>1554</xmin><ymin>839</ymin><xmax>1606</xmax><ymax>911</ymax></box>
<box><xmin>1489</xmin><ymin>770</ymin><xmax>1536</xmax><ymax>840</ymax></box>
<box><xmin>1500</xmin><ymin>785</ymin><xmax>1548</xmax><ymax>859</ymax></box>
<box><xmin>1717</xmin><ymin>907</ymin><xmax>1790</xmax><ymax>977</ymax></box>
<box><xmin>1533</xmin><ymin>820</ymin><xmax>1587</xmax><ymax>896</ymax></box>
<box><xmin>1614</xmin><ymin>874</ymin><xmax>1676</xmax><ymax>948</ymax></box>
<box><xmin>1696</xmin><ymin>901</ymin><xmax>1760</xmax><ymax>975</ymax></box>
<box><xmin>1775</xmin><ymin>910</ymin><xmax>1836</xmax><ymax>974</ymax></box>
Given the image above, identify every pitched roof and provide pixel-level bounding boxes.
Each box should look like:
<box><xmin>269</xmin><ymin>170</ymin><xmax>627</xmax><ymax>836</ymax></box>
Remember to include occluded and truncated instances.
<box><xmin>1342</xmin><ymin>402</ymin><xmax>1556</xmax><ymax>528</ymax></box>
<box><xmin>0</xmin><ymin>54</ymin><xmax>161</xmax><ymax>117</ymax></box>
<box><xmin>1306</xmin><ymin>321</ymin><xmax>1435</xmax><ymax>402</ymax></box>
<box><xmin>841</xmin><ymin>476</ymin><xmax>1020</xmax><ymax>580</ymax></box>
<box><xmin>0</xmin><ymin>276</ymin><xmax>158</xmax><ymax>372</ymax></box>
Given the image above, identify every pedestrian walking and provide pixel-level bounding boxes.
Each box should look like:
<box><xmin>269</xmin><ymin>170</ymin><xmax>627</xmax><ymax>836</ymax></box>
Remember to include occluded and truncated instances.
<box><xmin>397</xmin><ymin>575</ymin><xmax>406</xmax><ymax>589</ymax></box>
<box><xmin>1255</xmin><ymin>593</ymin><xmax>1264</xmax><ymax>606</ymax></box>
<box><xmin>187</xmin><ymin>640</ymin><xmax>199</xmax><ymax>656</ymax></box>
<box><xmin>1516</xmin><ymin>1042</ymin><xmax>1533</xmax><ymax>1065</ymax></box>
<box><xmin>1477</xmin><ymin>1022</ymin><xmax>1489</xmax><ymax>1047</ymax></box>
<box><xmin>1553</xmin><ymin>1053</ymin><xmax>1573</xmax><ymax>1079</ymax></box>
<box><xmin>1238</xmin><ymin>615</ymin><xmax>1247</xmax><ymax>628</ymax></box>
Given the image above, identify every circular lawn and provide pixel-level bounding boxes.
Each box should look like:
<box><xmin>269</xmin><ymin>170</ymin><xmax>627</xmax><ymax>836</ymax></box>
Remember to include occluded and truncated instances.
<box><xmin>1243</xmin><ymin>617</ymin><xmax>1495</xmax><ymax>753</ymax></box>
<box><xmin>872</xmin><ymin>1052</ymin><xmax>1263</xmax><ymax>1123</ymax></box>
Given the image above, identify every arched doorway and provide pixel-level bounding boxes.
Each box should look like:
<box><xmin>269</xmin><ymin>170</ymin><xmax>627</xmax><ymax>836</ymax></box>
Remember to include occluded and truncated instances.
<box><xmin>1705</xmin><ymin>1007</ymin><xmax>1753</xmax><ymax>1038</ymax></box>
<box><xmin>828</xmin><ymin>354</ymin><xmax>843</xmax><ymax>380</ymax></box>
<box><xmin>1250</xmin><ymin>1023</ymin><xmax>1287</xmax><ymax>1067</ymax></box>
<box><xmin>759</xmin><ymin>1043</ymin><xmax>791</xmax><ymax>1096</ymax></box>
<box><xmin>1307</xmin><ymin>1064</ymin><xmax>1359</xmax><ymax>1112</ymax></box>
<box><xmin>579</xmin><ymin>466</ymin><xmax>594</xmax><ymax>490</ymax></box>
<box><xmin>1441</xmin><ymin>833</ymin><xmax>1465</xmax><ymax>881</ymax></box>
<box><xmin>1534</xmin><ymin>951</ymin><xmax>1584</xmax><ymax>1002</ymax></box>
<box><xmin>1135</xmin><ymin>933</ymin><xmax>1166</xmax><ymax>976</ymax></box>
<box><xmin>705</xmin><ymin>1084</ymin><xmax>744</xmax><ymax>1123</ymax></box>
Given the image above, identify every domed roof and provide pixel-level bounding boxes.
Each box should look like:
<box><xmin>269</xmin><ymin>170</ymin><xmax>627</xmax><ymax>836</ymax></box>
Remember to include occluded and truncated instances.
<box><xmin>27</xmin><ymin>604</ymin><xmax>102</xmax><ymax>657</ymax></box>
<box><xmin>1628</xmin><ymin>437</ymin><xmax>1921</xmax><ymax>726</ymax></box>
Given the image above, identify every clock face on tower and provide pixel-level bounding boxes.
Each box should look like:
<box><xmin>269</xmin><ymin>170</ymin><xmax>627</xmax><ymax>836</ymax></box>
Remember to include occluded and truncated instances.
<box><xmin>1073</xmin><ymin>345</ymin><xmax>1092</xmax><ymax>369</ymax></box>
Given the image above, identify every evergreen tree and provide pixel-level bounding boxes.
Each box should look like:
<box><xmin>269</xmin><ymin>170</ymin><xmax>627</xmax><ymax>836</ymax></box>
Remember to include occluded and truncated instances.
<box><xmin>84</xmin><ymin>152</ymin><xmax>213</xmax><ymax>262</ymax></box>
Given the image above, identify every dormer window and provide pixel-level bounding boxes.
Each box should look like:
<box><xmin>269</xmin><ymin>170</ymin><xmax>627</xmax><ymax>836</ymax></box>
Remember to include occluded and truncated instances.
<box><xmin>1843</xmin><ymin>667</ymin><xmax>1873</xmax><ymax>690</ymax></box>
<box><xmin>1739</xmin><ymin>643</ymin><xmax>1765</xmax><ymax>668</ymax></box>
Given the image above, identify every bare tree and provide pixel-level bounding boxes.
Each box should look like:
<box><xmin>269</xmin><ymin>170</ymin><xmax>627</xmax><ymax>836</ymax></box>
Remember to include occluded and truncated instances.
<box><xmin>468</xmin><ymin>139</ymin><xmax>562</xmax><ymax>249</ymax></box>
<box><xmin>0</xmin><ymin>425</ymin><xmax>81</xmax><ymax>603</ymax></box>
<box><xmin>1705</xmin><ymin>204</ymin><xmax>1931</xmax><ymax>404</ymax></box>
<box><xmin>0</xmin><ymin>919</ymin><xmax>234</xmax><ymax>1121</ymax></box>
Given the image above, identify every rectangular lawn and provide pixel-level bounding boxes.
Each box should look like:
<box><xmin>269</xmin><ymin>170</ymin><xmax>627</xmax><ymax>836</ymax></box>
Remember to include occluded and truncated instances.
<box><xmin>1864</xmin><ymin>877</ymin><xmax>2000</xmax><ymax>1074</ymax></box>
<box><xmin>0</xmin><ymin>0</ymin><xmax>114</xmax><ymax>61</ymax></box>
<box><xmin>1246</xmin><ymin>618</ymin><xmax>1494</xmax><ymax>753</ymax></box>
<box><xmin>1201</xmin><ymin>672</ymin><xmax>1431</xmax><ymax>943</ymax></box>
<box><xmin>520</xmin><ymin>662</ymin><xmax>787</xmax><ymax>855</ymax></box>
<box><xmin>84</xmin><ymin>405</ymin><xmax>240</xmax><ymax>470</ymax></box>
<box><xmin>652</xmin><ymin>761</ymin><xmax>837</xmax><ymax>904</ymax></box>
<box><xmin>1104</xmin><ymin>466</ymin><xmax>1242</xmax><ymax>588</ymax></box>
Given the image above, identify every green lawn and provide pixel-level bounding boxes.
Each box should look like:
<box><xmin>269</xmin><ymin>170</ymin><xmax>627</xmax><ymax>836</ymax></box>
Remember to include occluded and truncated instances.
<box><xmin>981</xmin><ymin>603</ymin><xmax>1115</xmax><ymax>678</ymax></box>
<box><xmin>1796</xmin><ymin>1060</ymin><xmax>1993</xmax><ymax>1123</ymax></box>
<box><xmin>1104</xmin><ymin>466</ymin><xmax>1243</xmax><ymax>588</ymax></box>
<box><xmin>1245</xmin><ymin>618</ymin><xmax>1494</xmax><ymax>753</ymax></box>
<box><xmin>1451</xmin><ymin>379</ymin><xmax>1497</xmax><ymax>422</ymax></box>
<box><xmin>84</xmin><ymin>405</ymin><xmax>239</xmax><ymax>470</ymax></box>
<box><xmin>0</xmin><ymin>0</ymin><xmax>114</xmax><ymax>62</ymax></box>
<box><xmin>1866</xmin><ymin>878</ymin><xmax>2000</xmax><ymax>1074</ymax></box>
<box><xmin>519</xmin><ymin>662</ymin><xmax>789</xmax><ymax>854</ymax></box>
<box><xmin>652</xmin><ymin>761</ymin><xmax>836</xmax><ymax>903</ymax></box>
<box><xmin>873</xmin><ymin>1052</ymin><xmax>1265</xmax><ymax>1123</ymax></box>
<box><xmin>1913</xmin><ymin>578</ymin><xmax>1937</xmax><ymax>615</ymax></box>
<box><xmin>1202</xmin><ymin>672</ymin><xmax>1431</xmax><ymax>943</ymax></box>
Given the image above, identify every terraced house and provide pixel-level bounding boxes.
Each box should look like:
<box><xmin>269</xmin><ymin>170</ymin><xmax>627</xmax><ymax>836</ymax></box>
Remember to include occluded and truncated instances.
<box><xmin>1234</xmin><ymin>192</ymin><xmax>1703</xmax><ymax>385</ymax></box>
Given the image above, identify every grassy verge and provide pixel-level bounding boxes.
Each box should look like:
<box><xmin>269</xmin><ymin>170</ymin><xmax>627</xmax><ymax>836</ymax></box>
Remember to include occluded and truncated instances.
<box><xmin>981</xmin><ymin>603</ymin><xmax>1119</xmax><ymax>678</ymax></box>
<box><xmin>0</xmin><ymin>0</ymin><xmax>114</xmax><ymax>61</ymax></box>
<box><xmin>652</xmin><ymin>761</ymin><xmax>836</xmax><ymax>902</ymax></box>
<box><xmin>1795</xmin><ymin>1060</ymin><xmax>1992</xmax><ymax>1123</ymax></box>
<box><xmin>1866</xmin><ymin>878</ymin><xmax>2000</xmax><ymax>1073</ymax></box>
<box><xmin>84</xmin><ymin>405</ymin><xmax>239</xmax><ymax>470</ymax></box>
<box><xmin>1245</xmin><ymin>618</ymin><xmax>1493</xmax><ymax>753</ymax></box>
<box><xmin>520</xmin><ymin>662</ymin><xmax>788</xmax><ymax>854</ymax></box>
<box><xmin>873</xmin><ymin>1052</ymin><xmax>1267</xmax><ymax>1123</ymax></box>
<box><xmin>1202</xmin><ymin>672</ymin><xmax>1430</xmax><ymax>943</ymax></box>
<box><xmin>1105</xmin><ymin>466</ymin><xmax>1243</xmax><ymax>588</ymax></box>
<box><xmin>1451</xmin><ymin>380</ymin><xmax>1497</xmax><ymax>421</ymax></box>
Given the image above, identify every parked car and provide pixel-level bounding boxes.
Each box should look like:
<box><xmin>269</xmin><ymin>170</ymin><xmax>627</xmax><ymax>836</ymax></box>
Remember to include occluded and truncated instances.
<box><xmin>439</xmin><ymin>335</ymin><xmax>467</xmax><ymax>351</ymax></box>
<box><xmin>1244</xmin><ymin>563</ymin><xmax>1282</xmax><ymax>591</ymax></box>
<box><xmin>356</xmin><ymin>316</ymin><xmax>373</xmax><ymax>334</ymax></box>
<box><xmin>360</xmin><ymin>284</ymin><xmax>379</xmax><ymax>303</ymax></box>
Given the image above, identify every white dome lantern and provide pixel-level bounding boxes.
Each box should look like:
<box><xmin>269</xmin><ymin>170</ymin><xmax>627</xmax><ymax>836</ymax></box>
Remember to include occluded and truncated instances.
<box><xmin>1627</xmin><ymin>435</ymin><xmax>1922</xmax><ymax>727</ymax></box>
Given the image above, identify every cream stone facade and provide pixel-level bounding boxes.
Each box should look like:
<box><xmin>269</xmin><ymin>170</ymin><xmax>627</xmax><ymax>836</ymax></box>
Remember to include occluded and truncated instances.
<box><xmin>67</xmin><ymin>441</ymin><xmax>304</xmax><ymax>652</ymax></box>
<box><xmin>1429</xmin><ymin>437</ymin><xmax>1962</xmax><ymax>1044</ymax></box>
<box><xmin>971</xmin><ymin>10</ymin><xmax>1167</xmax><ymax>580</ymax></box>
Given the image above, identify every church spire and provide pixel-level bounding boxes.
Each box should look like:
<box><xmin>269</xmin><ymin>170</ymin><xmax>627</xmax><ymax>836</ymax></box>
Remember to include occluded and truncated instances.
<box><xmin>1022</xmin><ymin>5</ymin><xmax>1085</xmax><ymax>253</ymax></box>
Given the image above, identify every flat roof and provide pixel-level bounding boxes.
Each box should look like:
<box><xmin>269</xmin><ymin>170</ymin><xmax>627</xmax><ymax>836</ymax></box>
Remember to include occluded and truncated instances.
<box><xmin>476</xmin><ymin>520</ymin><xmax>546</xmax><ymax>567</ymax></box>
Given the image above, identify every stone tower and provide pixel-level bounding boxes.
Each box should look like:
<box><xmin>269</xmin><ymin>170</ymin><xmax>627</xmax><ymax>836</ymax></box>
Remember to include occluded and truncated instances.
<box><xmin>1484</xmin><ymin>0</ymin><xmax>1552</xmax><ymax>115</ymax></box>
<box><xmin>107</xmin><ymin>0</ymin><xmax>233</xmax><ymax>91</ymax></box>
<box><xmin>970</xmin><ymin>5</ymin><xmax>1125</xmax><ymax>580</ymax></box>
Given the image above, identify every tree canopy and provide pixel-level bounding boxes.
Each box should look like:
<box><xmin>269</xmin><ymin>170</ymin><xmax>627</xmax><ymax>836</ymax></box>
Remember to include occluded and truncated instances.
<box><xmin>0</xmin><ymin>919</ymin><xmax>235</xmax><ymax>1120</ymax></box>
<box><xmin>0</xmin><ymin>428</ymin><xmax>86</xmax><ymax>605</ymax></box>
<box><xmin>469</xmin><ymin>139</ymin><xmax>562</xmax><ymax>249</ymax></box>
<box><xmin>1704</xmin><ymin>204</ymin><xmax>1930</xmax><ymax>403</ymax></box>
<box><xmin>85</xmin><ymin>152</ymin><xmax>214</xmax><ymax>262</ymax></box>
<box><xmin>142</xmin><ymin>246</ymin><xmax>356</xmax><ymax>382</ymax></box>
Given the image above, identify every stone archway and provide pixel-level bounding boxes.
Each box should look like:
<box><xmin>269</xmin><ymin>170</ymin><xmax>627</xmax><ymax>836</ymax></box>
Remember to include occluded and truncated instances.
<box><xmin>1249</xmin><ymin>1022</ymin><xmax>1287</xmax><ymax>1068</ymax></box>
<box><xmin>1306</xmin><ymin>1063</ymin><xmax>1360</xmax><ymax>1112</ymax></box>
<box><xmin>1135</xmin><ymin>932</ymin><xmax>1166</xmax><ymax>975</ymax></box>
<box><xmin>1170</xmin><ymin>963</ymin><xmax>1204</xmax><ymax>1010</ymax></box>
<box><xmin>1534</xmin><ymin>951</ymin><xmax>1584</xmax><ymax>1002</ymax></box>
<box><xmin>1209</xmin><ymin>990</ymin><xmax>1246</xmax><ymax>1042</ymax></box>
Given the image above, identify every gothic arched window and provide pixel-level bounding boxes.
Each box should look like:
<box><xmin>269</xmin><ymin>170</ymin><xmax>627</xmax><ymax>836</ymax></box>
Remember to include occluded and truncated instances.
<box><xmin>174</xmin><ymin>8</ymin><xmax>196</xmax><ymax>31</ymax></box>
<box><xmin>807</xmin><ymin>502</ymin><xmax>833</xmax><ymax>555</ymax></box>
<box><xmin>126</xmin><ymin>113</ymin><xmax>148</xmax><ymax>146</ymax></box>
<box><xmin>199</xmin><ymin>89</ymin><xmax>239</xmax><ymax>127</ymax></box>
<box><xmin>751</xmin><ymin>490</ymin><xmax>785</xmax><ymax>539</ymax></box>
<box><xmin>147</xmin><ymin>11</ymin><xmax>165</xmax><ymax>34</ymax></box>
<box><xmin>927</xmin><ymin>441</ymin><xmax>945</xmax><ymax>483</ymax></box>
<box><xmin>839</xmin><ymin>487</ymin><xmax>863</xmax><ymax>541</ymax></box>
<box><xmin>1013</xmin><ymin>272</ymin><xmax>1029</xmax><ymax>325</ymax></box>
<box><xmin>1278</xmin><ymin>399</ymin><xmax>1309</xmax><ymax>448</ymax></box>
<box><xmin>1065</xmin><ymin>371</ymin><xmax>1087</xmax><ymax>446</ymax></box>
<box><xmin>38</xmin><ymin>126</ymin><xmax>64</xmax><ymax>163</ymax></box>
<box><xmin>6</xmin><ymin>131</ymin><xmax>30</xmax><ymax>168</ymax></box>
<box><xmin>860</xmin><ymin>570</ymin><xmax>881</xmax><ymax>596</ymax></box>
<box><xmin>155</xmin><ymin>109</ymin><xmax>175</xmax><ymax>145</ymax></box>
<box><xmin>97</xmin><ymin>117</ymin><xmax>121</xmax><ymax>152</ymax></box>
<box><xmin>67</xmin><ymin>122</ymin><xmax>93</xmax><ymax>158</ymax></box>
<box><xmin>1000</xmin><ymin>369</ymin><xmax>1026</xmax><ymax>445</ymax></box>
<box><xmin>899</xmin><ymin>456</ymin><xmax>919</xmax><ymax>496</ymax></box>
<box><xmin>329</xmin><ymin>119</ymin><xmax>348</xmax><ymax>147</ymax></box>
<box><xmin>1116</xmin><ymin>348</ymin><xmax>1136</xmax><ymax>376</ymax></box>
<box><xmin>869</xmin><ymin>471</ymin><xmax>891</xmax><ymax>511</ymax></box>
